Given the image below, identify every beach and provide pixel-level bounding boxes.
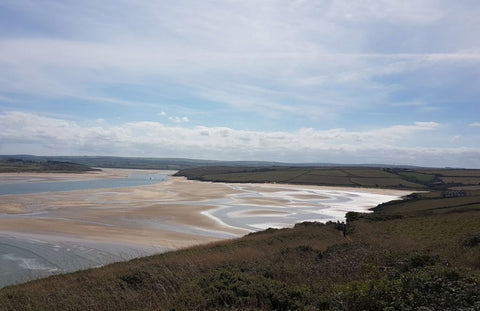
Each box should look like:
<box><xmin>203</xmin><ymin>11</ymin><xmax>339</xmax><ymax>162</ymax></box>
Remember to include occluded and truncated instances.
<box><xmin>0</xmin><ymin>170</ymin><xmax>412</xmax><ymax>287</ymax></box>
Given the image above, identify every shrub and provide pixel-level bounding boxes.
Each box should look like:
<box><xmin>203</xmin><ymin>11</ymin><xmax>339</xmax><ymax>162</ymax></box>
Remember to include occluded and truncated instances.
<box><xmin>345</xmin><ymin>211</ymin><xmax>363</xmax><ymax>222</ymax></box>
<box><xmin>171</xmin><ymin>266</ymin><xmax>313</xmax><ymax>310</ymax></box>
<box><xmin>462</xmin><ymin>234</ymin><xmax>480</xmax><ymax>248</ymax></box>
<box><xmin>331</xmin><ymin>269</ymin><xmax>480</xmax><ymax>311</ymax></box>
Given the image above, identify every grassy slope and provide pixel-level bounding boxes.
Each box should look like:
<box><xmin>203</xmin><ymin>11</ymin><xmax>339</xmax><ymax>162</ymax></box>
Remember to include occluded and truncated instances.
<box><xmin>175</xmin><ymin>167</ymin><xmax>417</xmax><ymax>189</ymax></box>
<box><xmin>1</xmin><ymin>168</ymin><xmax>480</xmax><ymax>310</ymax></box>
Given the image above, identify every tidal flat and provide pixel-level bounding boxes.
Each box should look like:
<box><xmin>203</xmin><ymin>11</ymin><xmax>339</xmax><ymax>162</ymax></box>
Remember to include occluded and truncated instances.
<box><xmin>0</xmin><ymin>170</ymin><xmax>411</xmax><ymax>288</ymax></box>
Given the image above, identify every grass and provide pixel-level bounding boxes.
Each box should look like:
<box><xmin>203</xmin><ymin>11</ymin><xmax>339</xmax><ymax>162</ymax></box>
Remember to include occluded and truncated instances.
<box><xmin>177</xmin><ymin>166</ymin><xmax>434</xmax><ymax>189</ymax></box>
<box><xmin>350</xmin><ymin>177</ymin><xmax>424</xmax><ymax>188</ymax></box>
<box><xmin>397</xmin><ymin>171</ymin><xmax>437</xmax><ymax>183</ymax></box>
<box><xmin>440</xmin><ymin>177</ymin><xmax>480</xmax><ymax>185</ymax></box>
<box><xmin>177</xmin><ymin>166</ymin><xmax>480</xmax><ymax>189</ymax></box>
<box><xmin>342</xmin><ymin>169</ymin><xmax>397</xmax><ymax>178</ymax></box>
<box><xmin>419</xmin><ymin>169</ymin><xmax>480</xmax><ymax>177</ymax></box>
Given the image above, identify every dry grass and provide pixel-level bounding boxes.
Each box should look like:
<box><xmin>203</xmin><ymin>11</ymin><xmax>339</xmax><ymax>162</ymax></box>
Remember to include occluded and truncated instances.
<box><xmin>441</xmin><ymin>176</ymin><xmax>480</xmax><ymax>184</ymax></box>
<box><xmin>350</xmin><ymin>177</ymin><xmax>424</xmax><ymax>188</ymax></box>
<box><xmin>419</xmin><ymin>169</ymin><xmax>480</xmax><ymax>177</ymax></box>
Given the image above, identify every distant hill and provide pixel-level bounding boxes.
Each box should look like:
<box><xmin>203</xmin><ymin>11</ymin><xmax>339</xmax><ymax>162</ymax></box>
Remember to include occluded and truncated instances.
<box><xmin>0</xmin><ymin>158</ymin><xmax>100</xmax><ymax>173</ymax></box>
<box><xmin>0</xmin><ymin>155</ymin><xmax>425</xmax><ymax>170</ymax></box>
<box><xmin>175</xmin><ymin>166</ymin><xmax>480</xmax><ymax>191</ymax></box>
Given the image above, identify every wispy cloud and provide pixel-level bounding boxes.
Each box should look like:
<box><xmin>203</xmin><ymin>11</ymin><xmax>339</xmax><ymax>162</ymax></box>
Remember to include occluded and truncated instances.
<box><xmin>0</xmin><ymin>0</ymin><xmax>479</xmax><ymax>123</ymax></box>
<box><xmin>168</xmin><ymin>116</ymin><xmax>189</xmax><ymax>123</ymax></box>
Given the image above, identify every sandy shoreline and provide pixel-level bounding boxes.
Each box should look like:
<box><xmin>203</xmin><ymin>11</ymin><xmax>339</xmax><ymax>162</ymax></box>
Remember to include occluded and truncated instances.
<box><xmin>0</xmin><ymin>175</ymin><xmax>413</xmax><ymax>248</ymax></box>
<box><xmin>0</xmin><ymin>171</ymin><xmax>413</xmax><ymax>288</ymax></box>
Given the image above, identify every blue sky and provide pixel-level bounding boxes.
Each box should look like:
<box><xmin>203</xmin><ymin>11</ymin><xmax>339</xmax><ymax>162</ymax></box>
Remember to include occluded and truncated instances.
<box><xmin>0</xmin><ymin>0</ymin><xmax>479</xmax><ymax>167</ymax></box>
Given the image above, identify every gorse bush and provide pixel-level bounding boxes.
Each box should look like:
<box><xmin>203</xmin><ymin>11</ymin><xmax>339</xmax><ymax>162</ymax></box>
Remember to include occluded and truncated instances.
<box><xmin>463</xmin><ymin>233</ymin><xmax>480</xmax><ymax>248</ymax></box>
<box><xmin>172</xmin><ymin>266</ymin><xmax>313</xmax><ymax>311</ymax></box>
<box><xmin>331</xmin><ymin>269</ymin><xmax>480</xmax><ymax>311</ymax></box>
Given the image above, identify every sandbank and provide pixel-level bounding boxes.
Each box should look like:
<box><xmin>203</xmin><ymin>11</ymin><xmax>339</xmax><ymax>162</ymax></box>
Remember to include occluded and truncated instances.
<box><xmin>0</xmin><ymin>174</ymin><xmax>412</xmax><ymax>249</ymax></box>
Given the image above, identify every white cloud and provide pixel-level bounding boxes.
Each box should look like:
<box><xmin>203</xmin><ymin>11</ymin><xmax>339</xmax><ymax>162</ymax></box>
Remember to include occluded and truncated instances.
<box><xmin>158</xmin><ymin>111</ymin><xmax>166</xmax><ymax>116</ymax></box>
<box><xmin>168</xmin><ymin>116</ymin><xmax>189</xmax><ymax>123</ymax></box>
<box><xmin>469</xmin><ymin>123</ymin><xmax>480</xmax><ymax>127</ymax></box>
<box><xmin>1</xmin><ymin>111</ymin><xmax>478</xmax><ymax>168</ymax></box>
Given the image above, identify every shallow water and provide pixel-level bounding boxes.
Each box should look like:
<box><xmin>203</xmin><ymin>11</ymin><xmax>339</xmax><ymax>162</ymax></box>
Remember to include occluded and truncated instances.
<box><xmin>0</xmin><ymin>233</ymin><xmax>168</xmax><ymax>288</ymax></box>
<box><xmin>0</xmin><ymin>171</ymin><xmax>170</xmax><ymax>195</ymax></box>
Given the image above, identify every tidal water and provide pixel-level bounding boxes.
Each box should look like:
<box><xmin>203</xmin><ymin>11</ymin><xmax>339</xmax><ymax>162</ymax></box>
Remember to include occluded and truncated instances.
<box><xmin>0</xmin><ymin>233</ymin><xmax>168</xmax><ymax>288</ymax></box>
<box><xmin>0</xmin><ymin>170</ymin><xmax>173</xmax><ymax>288</ymax></box>
<box><xmin>0</xmin><ymin>171</ymin><xmax>171</xmax><ymax>195</ymax></box>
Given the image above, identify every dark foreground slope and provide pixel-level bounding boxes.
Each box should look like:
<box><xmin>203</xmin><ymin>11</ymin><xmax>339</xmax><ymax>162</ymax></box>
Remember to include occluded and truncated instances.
<box><xmin>1</xmin><ymin>190</ymin><xmax>479</xmax><ymax>310</ymax></box>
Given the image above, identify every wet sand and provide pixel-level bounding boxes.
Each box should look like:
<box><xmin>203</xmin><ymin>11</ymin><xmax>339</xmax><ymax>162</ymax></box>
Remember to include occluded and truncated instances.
<box><xmin>0</xmin><ymin>174</ymin><xmax>412</xmax><ymax>247</ymax></box>
<box><xmin>0</xmin><ymin>177</ymin><xmax>248</xmax><ymax>248</ymax></box>
<box><xmin>0</xmin><ymin>171</ymin><xmax>412</xmax><ymax>287</ymax></box>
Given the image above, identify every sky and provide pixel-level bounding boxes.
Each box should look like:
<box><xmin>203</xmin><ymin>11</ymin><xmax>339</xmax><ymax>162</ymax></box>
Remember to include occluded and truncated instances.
<box><xmin>0</xmin><ymin>0</ymin><xmax>479</xmax><ymax>168</ymax></box>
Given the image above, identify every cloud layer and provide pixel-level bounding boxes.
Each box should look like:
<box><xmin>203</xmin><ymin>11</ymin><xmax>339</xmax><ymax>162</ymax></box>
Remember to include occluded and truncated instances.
<box><xmin>1</xmin><ymin>111</ymin><xmax>479</xmax><ymax>168</ymax></box>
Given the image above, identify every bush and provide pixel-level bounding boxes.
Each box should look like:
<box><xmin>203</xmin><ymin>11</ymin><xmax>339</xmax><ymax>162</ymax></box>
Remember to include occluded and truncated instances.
<box><xmin>171</xmin><ymin>266</ymin><xmax>313</xmax><ymax>310</ymax></box>
<box><xmin>332</xmin><ymin>269</ymin><xmax>480</xmax><ymax>311</ymax></box>
<box><xmin>462</xmin><ymin>234</ymin><xmax>480</xmax><ymax>248</ymax></box>
<box><xmin>345</xmin><ymin>212</ymin><xmax>363</xmax><ymax>222</ymax></box>
<box><xmin>398</xmin><ymin>253</ymin><xmax>439</xmax><ymax>272</ymax></box>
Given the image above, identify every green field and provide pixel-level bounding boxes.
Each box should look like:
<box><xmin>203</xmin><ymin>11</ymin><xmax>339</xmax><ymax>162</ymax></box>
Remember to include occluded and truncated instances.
<box><xmin>440</xmin><ymin>177</ymin><xmax>480</xmax><ymax>185</ymax></box>
<box><xmin>419</xmin><ymin>169</ymin><xmax>480</xmax><ymax>177</ymax></box>
<box><xmin>176</xmin><ymin>166</ymin><xmax>480</xmax><ymax>191</ymax></box>
<box><xmin>397</xmin><ymin>171</ymin><xmax>437</xmax><ymax>183</ymax></box>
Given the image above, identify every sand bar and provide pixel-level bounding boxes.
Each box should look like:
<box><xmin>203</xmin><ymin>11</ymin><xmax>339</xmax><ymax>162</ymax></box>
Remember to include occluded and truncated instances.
<box><xmin>0</xmin><ymin>175</ymin><xmax>413</xmax><ymax>246</ymax></box>
<box><xmin>0</xmin><ymin>172</ymin><xmax>413</xmax><ymax>287</ymax></box>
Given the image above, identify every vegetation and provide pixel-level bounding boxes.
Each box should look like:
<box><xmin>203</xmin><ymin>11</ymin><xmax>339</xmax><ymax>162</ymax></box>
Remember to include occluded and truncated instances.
<box><xmin>0</xmin><ymin>155</ymin><xmax>311</xmax><ymax>170</ymax></box>
<box><xmin>0</xmin><ymin>158</ymin><xmax>100</xmax><ymax>173</ymax></box>
<box><xmin>1</xmin><ymin>180</ymin><xmax>480</xmax><ymax>310</ymax></box>
<box><xmin>176</xmin><ymin>166</ymin><xmax>480</xmax><ymax>190</ymax></box>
